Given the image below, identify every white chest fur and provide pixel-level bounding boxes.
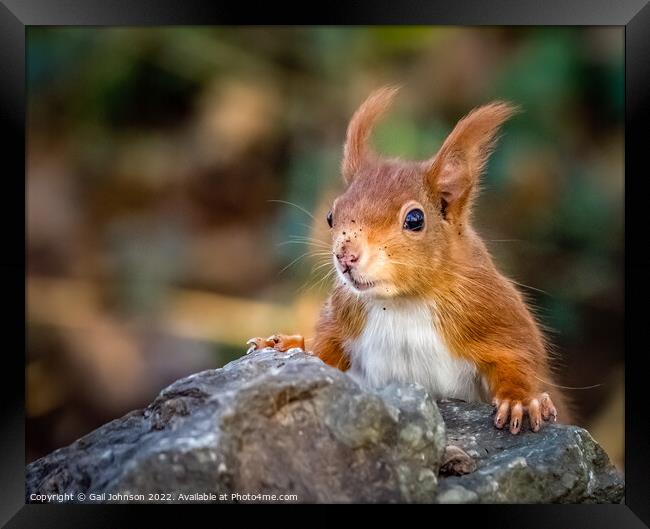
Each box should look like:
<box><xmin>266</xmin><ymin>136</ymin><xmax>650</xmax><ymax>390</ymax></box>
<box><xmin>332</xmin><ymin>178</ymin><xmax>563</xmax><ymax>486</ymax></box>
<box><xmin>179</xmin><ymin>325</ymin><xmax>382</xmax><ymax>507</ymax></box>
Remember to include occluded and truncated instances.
<box><xmin>346</xmin><ymin>299</ymin><xmax>486</xmax><ymax>402</ymax></box>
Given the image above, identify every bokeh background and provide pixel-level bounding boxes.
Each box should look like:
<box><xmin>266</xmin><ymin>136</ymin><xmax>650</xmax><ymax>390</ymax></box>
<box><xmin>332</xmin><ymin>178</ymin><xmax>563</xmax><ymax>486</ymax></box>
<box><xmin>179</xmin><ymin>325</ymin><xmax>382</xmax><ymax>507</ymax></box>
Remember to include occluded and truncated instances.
<box><xmin>26</xmin><ymin>27</ymin><xmax>624</xmax><ymax>468</ymax></box>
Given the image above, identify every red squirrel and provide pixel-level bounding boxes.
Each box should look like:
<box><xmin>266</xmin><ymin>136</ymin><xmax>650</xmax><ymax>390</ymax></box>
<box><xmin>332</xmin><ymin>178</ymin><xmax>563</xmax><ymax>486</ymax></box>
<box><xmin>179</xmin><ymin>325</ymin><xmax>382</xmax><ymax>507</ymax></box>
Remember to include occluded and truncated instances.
<box><xmin>249</xmin><ymin>86</ymin><xmax>568</xmax><ymax>434</ymax></box>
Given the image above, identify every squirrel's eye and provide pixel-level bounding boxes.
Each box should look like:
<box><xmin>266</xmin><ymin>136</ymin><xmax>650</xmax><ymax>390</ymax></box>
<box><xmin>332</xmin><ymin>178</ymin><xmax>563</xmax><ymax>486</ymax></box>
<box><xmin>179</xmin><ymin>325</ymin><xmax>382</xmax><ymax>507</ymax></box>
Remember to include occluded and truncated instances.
<box><xmin>403</xmin><ymin>208</ymin><xmax>425</xmax><ymax>231</ymax></box>
<box><xmin>326</xmin><ymin>210</ymin><xmax>333</xmax><ymax>228</ymax></box>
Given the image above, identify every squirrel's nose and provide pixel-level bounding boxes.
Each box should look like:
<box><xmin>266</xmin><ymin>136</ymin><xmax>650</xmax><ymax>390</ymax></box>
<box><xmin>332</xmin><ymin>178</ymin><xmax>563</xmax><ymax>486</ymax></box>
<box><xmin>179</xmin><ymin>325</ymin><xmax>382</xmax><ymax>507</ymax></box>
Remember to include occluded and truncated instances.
<box><xmin>336</xmin><ymin>250</ymin><xmax>359</xmax><ymax>273</ymax></box>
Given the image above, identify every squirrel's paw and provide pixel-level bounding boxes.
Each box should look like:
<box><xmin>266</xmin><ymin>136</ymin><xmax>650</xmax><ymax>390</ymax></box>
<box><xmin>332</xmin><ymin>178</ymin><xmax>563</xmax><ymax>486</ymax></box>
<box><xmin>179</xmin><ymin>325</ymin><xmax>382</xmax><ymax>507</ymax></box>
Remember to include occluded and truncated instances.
<box><xmin>245</xmin><ymin>337</ymin><xmax>269</xmax><ymax>354</ymax></box>
<box><xmin>492</xmin><ymin>392</ymin><xmax>557</xmax><ymax>434</ymax></box>
<box><xmin>246</xmin><ymin>334</ymin><xmax>305</xmax><ymax>354</ymax></box>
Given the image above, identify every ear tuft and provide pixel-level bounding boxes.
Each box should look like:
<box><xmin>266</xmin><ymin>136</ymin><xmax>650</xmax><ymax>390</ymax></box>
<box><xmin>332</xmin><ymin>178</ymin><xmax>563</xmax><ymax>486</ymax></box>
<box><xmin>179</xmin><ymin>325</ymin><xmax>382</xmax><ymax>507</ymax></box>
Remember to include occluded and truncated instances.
<box><xmin>427</xmin><ymin>101</ymin><xmax>519</xmax><ymax>216</ymax></box>
<box><xmin>342</xmin><ymin>85</ymin><xmax>400</xmax><ymax>184</ymax></box>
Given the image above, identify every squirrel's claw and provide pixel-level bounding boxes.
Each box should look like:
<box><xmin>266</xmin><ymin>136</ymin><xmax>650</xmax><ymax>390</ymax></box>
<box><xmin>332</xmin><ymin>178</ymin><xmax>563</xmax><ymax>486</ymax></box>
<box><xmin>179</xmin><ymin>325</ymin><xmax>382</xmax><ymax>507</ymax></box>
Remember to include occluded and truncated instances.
<box><xmin>245</xmin><ymin>334</ymin><xmax>305</xmax><ymax>354</ymax></box>
<box><xmin>540</xmin><ymin>392</ymin><xmax>558</xmax><ymax>422</ymax></box>
<box><xmin>246</xmin><ymin>337</ymin><xmax>268</xmax><ymax>354</ymax></box>
<box><xmin>492</xmin><ymin>393</ymin><xmax>558</xmax><ymax>434</ymax></box>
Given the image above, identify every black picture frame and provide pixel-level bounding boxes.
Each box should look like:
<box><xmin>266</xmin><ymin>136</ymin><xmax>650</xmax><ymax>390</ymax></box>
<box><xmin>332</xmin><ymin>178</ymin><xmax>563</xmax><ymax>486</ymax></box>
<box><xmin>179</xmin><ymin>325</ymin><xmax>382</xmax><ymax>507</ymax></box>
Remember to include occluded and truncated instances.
<box><xmin>2</xmin><ymin>0</ymin><xmax>648</xmax><ymax>525</ymax></box>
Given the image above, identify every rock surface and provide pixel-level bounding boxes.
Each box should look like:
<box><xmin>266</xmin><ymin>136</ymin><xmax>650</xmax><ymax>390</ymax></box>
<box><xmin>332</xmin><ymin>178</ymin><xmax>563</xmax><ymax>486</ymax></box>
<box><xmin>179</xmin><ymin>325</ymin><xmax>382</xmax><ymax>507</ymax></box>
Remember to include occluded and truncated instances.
<box><xmin>26</xmin><ymin>348</ymin><xmax>623</xmax><ymax>503</ymax></box>
<box><xmin>437</xmin><ymin>400</ymin><xmax>623</xmax><ymax>503</ymax></box>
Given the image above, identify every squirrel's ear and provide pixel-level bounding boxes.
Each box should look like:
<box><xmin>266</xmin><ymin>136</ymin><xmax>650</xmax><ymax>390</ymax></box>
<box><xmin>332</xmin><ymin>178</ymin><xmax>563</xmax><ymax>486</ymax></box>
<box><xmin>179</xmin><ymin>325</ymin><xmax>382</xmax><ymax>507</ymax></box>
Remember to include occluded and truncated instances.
<box><xmin>342</xmin><ymin>86</ymin><xmax>400</xmax><ymax>184</ymax></box>
<box><xmin>426</xmin><ymin>101</ymin><xmax>518</xmax><ymax>217</ymax></box>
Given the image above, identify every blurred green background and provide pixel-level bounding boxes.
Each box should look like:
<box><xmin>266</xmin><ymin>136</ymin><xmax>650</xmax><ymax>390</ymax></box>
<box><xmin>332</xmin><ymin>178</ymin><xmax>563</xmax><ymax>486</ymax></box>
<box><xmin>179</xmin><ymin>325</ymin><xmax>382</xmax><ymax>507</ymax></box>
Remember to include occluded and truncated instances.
<box><xmin>26</xmin><ymin>27</ymin><xmax>624</xmax><ymax>468</ymax></box>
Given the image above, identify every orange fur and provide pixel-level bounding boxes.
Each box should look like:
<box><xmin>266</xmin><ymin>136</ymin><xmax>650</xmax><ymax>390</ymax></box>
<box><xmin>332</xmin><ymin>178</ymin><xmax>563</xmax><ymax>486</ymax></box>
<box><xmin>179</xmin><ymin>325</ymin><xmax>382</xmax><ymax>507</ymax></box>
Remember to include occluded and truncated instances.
<box><xmin>342</xmin><ymin>86</ymin><xmax>400</xmax><ymax>183</ymax></box>
<box><xmin>311</xmin><ymin>287</ymin><xmax>365</xmax><ymax>371</ymax></box>
<box><xmin>251</xmin><ymin>87</ymin><xmax>570</xmax><ymax>432</ymax></box>
<box><xmin>315</xmin><ymin>87</ymin><xmax>570</xmax><ymax>428</ymax></box>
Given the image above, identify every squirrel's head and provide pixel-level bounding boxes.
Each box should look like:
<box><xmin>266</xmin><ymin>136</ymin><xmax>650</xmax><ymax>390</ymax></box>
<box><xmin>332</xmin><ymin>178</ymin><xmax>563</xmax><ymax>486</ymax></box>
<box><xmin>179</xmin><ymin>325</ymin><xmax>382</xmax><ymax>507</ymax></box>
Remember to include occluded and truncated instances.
<box><xmin>327</xmin><ymin>86</ymin><xmax>518</xmax><ymax>298</ymax></box>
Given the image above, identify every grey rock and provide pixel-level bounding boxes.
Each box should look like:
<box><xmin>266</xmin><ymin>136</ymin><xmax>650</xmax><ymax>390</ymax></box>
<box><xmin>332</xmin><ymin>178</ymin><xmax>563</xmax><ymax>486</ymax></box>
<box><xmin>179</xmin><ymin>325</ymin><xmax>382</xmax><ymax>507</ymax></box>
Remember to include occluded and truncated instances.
<box><xmin>439</xmin><ymin>444</ymin><xmax>477</xmax><ymax>476</ymax></box>
<box><xmin>26</xmin><ymin>349</ymin><xmax>623</xmax><ymax>503</ymax></box>
<box><xmin>26</xmin><ymin>348</ymin><xmax>445</xmax><ymax>503</ymax></box>
<box><xmin>437</xmin><ymin>399</ymin><xmax>624</xmax><ymax>503</ymax></box>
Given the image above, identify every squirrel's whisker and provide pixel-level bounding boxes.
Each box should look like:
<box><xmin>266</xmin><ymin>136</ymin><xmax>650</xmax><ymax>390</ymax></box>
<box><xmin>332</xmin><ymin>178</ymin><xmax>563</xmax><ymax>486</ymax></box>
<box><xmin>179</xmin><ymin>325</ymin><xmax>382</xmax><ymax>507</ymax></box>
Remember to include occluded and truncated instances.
<box><xmin>268</xmin><ymin>199</ymin><xmax>314</xmax><ymax>220</ymax></box>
